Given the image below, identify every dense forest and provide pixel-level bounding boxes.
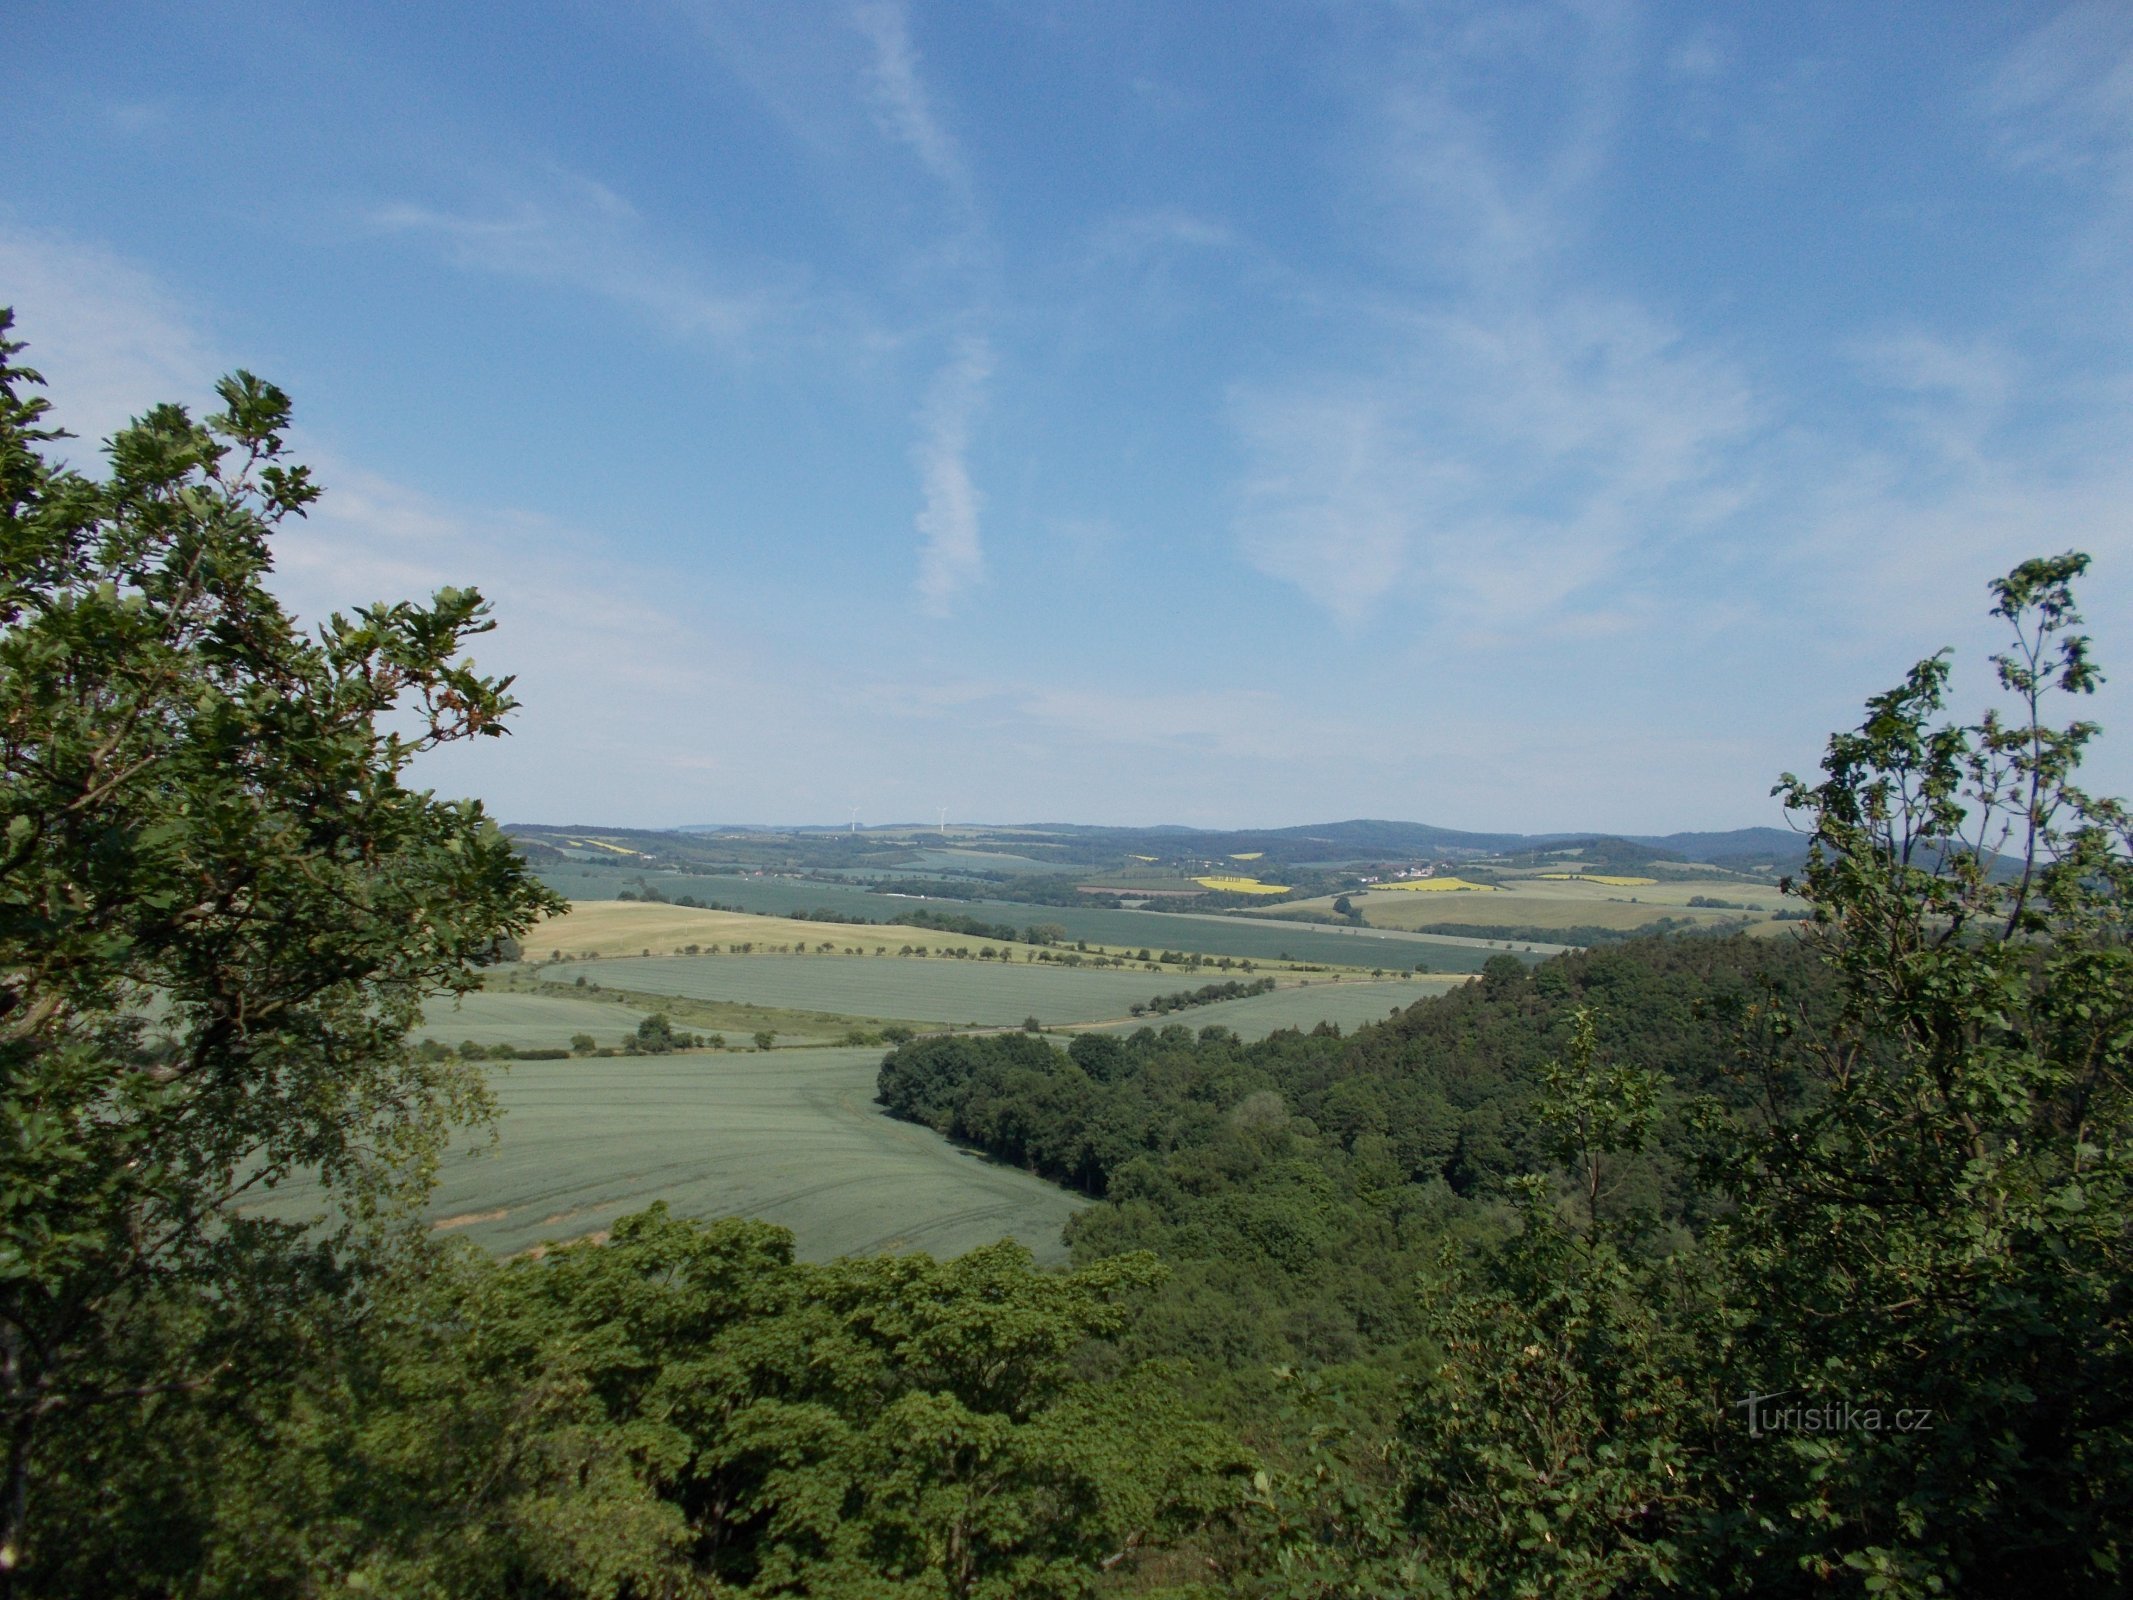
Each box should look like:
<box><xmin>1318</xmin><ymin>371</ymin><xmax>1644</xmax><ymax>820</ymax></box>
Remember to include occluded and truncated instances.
<box><xmin>877</xmin><ymin>936</ymin><xmax>1831</xmax><ymax>1376</ymax></box>
<box><xmin>5</xmin><ymin>325</ymin><xmax>2130</xmax><ymax>1596</ymax></box>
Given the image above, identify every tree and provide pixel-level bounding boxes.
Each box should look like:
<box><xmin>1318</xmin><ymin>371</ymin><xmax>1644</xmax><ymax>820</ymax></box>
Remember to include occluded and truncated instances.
<box><xmin>0</xmin><ymin>312</ymin><xmax>559</xmax><ymax>1584</ymax></box>
<box><xmin>133</xmin><ymin>1205</ymin><xmax>1248</xmax><ymax>1599</ymax></box>
<box><xmin>1393</xmin><ymin>554</ymin><xmax>2133</xmax><ymax>1595</ymax></box>
<box><xmin>1706</xmin><ymin>551</ymin><xmax>2133</xmax><ymax>1590</ymax></box>
<box><xmin>1534</xmin><ymin>1007</ymin><xmax>1661</xmax><ymax>1232</ymax></box>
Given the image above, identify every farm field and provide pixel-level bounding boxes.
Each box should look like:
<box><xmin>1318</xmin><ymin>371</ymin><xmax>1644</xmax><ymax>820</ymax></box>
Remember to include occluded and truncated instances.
<box><xmin>417</xmin><ymin>990</ymin><xmax>652</xmax><ymax>1051</ymax></box>
<box><xmin>537</xmin><ymin>868</ymin><xmax>923</xmax><ymax>921</ymax></box>
<box><xmin>528</xmin><ymin>900</ymin><xmax>990</xmax><ymax>961</ymax></box>
<box><xmin>1279</xmin><ymin>876</ymin><xmax>1805</xmax><ymax>935</ymax></box>
<box><xmin>896</xmin><ymin>847</ymin><xmax>1080</xmax><ymax>874</ymax></box>
<box><xmin>434</xmin><ymin>982</ymin><xmax>901</xmax><ymax>1048</ymax></box>
<box><xmin>1505</xmin><ymin>874</ymin><xmax>1804</xmax><ymax>911</ymax></box>
<box><xmin>1367</xmin><ymin>876</ymin><xmax>1497</xmax><ymax>893</ymax></box>
<box><xmin>534</xmin><ymin>875</ymin><xmax>1518</xmax><ymax>970</ymax></box>
<box><xmin>546</xmin><ymin>955</ymin><xmax>1185</xmax><ymax>1028</ymax></box>
<box><xmin>253</xmin><ymin>1049</ymin><xmax>1084</xmax><ymax>1264</ymax></box>
<box><xmin>1088</xmin><ymin>977</ymin><xmax>1463</xmax><ymax>1041</ymax></box>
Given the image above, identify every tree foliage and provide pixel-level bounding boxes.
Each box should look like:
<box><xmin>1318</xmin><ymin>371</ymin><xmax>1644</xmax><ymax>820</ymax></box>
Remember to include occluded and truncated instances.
<box><xmin>0</xmin><ymin>311</ymin><xmax>563</xmax><ymax>1581</ymax></box>
<box><xmin>1387</xmin><ymin>553</ymin><xmax>2133</xmax><ymax>1596</ymax></box>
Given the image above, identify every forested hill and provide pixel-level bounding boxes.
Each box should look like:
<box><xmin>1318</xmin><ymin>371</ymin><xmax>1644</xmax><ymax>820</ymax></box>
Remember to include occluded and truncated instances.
<box><xmin>878</xmin><ymin>934</ymin><xmax>1834</xmax><ymax>1373</ymax></box>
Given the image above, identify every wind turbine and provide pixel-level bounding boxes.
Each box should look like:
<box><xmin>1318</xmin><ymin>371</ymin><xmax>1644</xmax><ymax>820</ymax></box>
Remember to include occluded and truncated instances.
<box><xmin>938</xmin><ymin>807</ymin><xmax>948</xmax><ymax>838</ymax></box>
<box><xmin>849</xmin><ymin>805</ymin><xmax>860</xmax><ymax>835</ymax></box>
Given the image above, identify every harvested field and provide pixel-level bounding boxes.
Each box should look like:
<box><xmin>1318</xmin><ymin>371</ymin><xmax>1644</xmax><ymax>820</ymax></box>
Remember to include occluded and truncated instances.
<box><xmin>546</xmin><ymin>954</ymin><xmax>1179</xmax><ymax>1028</ymax></box>
<box><xmin>529</xmin><ymin>900</ymin><xmax>983</xmax><ymax>961</ymax></box>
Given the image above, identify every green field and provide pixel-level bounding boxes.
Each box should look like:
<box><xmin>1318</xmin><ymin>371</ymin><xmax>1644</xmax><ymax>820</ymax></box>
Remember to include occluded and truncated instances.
<box><xmin>417</xmin><ymin>989</ymin><xmax>653</xmax><ymax>1050</ymax></box>
<box><xmin>895</xmin><ymin>847</ymin><xmax>1080</xmax><ymax>875</ymax></box>
<box><xmin>548</xmin><ymin>955</ymin><xmax>1184</xmax><ymax>1028</ymax></box>
<box><xmin>255</xmin><ymin>1049</ymin><xmax>1084</xmax><ymax>1264</ymax></box>
<box><xmin>1088</xmin><ymin>977</ymin><xmax>1462</xmax><ymax>1040</ymax></box>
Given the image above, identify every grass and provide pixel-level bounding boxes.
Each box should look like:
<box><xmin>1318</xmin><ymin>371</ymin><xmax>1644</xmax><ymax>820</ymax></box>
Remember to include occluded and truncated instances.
<box><xmin>545</xmin><ymin>955</ymin><xmax>1187</xmax><ymax>1028</ymax></box>
<box><xmin>1534</xmin><ymin>872</ymin><xmax>1657</xmax><ymax>886</ymax></box>
<box><xmin>252</xmin><ymin>1049</ymin><xmax>1085</xmax><ymax>1264</ymax></box>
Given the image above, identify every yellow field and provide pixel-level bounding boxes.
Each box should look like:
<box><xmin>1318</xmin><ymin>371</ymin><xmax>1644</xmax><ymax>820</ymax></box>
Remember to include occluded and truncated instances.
<box><xmin>527</xmin><ymin>901</ymin><xmax>998</xmax><ymax>960</ymax></box>
<box><xmin>1228</xmin><ymin>851</ymin><xmax>1264</xmax><ymax>861</ymax></box>
<box><xmin>1369</xmin><ymin>877</ymin><xmax>1499</xmax><ymax>893</ymax></box>
<box><xmin>1194</xmin><ymin>875</ymin><xmax>1291</xmax><ymax>895</ymax></box>
<box><xmin>1535</xmin><ymin>872</ymin><xmax>1656</xmax><ymax>886</ymax></box>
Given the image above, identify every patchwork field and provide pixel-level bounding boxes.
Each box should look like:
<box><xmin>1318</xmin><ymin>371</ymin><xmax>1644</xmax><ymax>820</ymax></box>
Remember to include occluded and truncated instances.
<box><xmin>531</xmin><ymin>878</ymin><xmax>1523</xmax><ymax>971</ymax></box>
<box><xmin>254</xmin><ymin>1049</ymin><xmax>1084</xmax><ymax>1263</ymax></box>
<box><xmin>547</xmin><ymin>955</ymin><xmax>1185</xmax><ymax>1028</ymax></box>
<box><xmin>1282</xmin><ymin>876</ymin><xmax>1807</xmax><ymax>935</ymax></box>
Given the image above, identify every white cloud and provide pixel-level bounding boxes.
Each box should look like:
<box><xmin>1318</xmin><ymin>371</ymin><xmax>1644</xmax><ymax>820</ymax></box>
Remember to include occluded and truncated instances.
<box><xmin>1232</xmin><ymin>5</ymin><xmax>1753</xmax><ymax>627</ymax></box>
<box><xmin>1232</xmin><ymin>295</ymin><xmax>1755</xmax><ymax>625</ymax></box>
<box><xmin>1231</xmin><ymin>386</ymin><xmax>1449</xmax><ymax>623</ymax></box>
<box><xmin>0</xmin><ymin>224</ymin><xmax>222</xmax><ymax>449</ymax></box>
<box><xmin>1987</xmin><ymin>2</ymin><xmax>2133</xmax><ymax>181</ymax></box>
<box><xmin>912</xmin><ymin>335</ymin><xmax>991</xmax><ymax>614</ymax></box>
<box><xmin>850</xmin><ymin>1</ymin><xmax>968</xmax><ymax>197</ymax></box>
<box><xmin>367</xmin><ymin>173</ymin><xmax>790</xmax><ymax>345</ymax></box>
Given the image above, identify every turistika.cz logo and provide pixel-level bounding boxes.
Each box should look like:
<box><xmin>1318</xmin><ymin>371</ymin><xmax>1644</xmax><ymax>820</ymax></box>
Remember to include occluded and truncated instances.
<box><xmin>1733</xmin><ymin>1392</ymin><xmax>1935</xmax><ymax>1439</ymax></box>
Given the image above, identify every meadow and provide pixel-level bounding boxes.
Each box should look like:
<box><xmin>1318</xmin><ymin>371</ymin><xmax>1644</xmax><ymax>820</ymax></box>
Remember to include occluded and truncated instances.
<box><xmin>253</xmin><ymin>1049</ymin><xmax>1084</xmax><ymax>1264</ymax></box>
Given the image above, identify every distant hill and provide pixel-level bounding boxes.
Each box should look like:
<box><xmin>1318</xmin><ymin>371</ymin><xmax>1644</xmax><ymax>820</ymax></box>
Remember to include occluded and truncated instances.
<box><xmin>528</xmin><ymin>817</ymin><xmax>1808</xmax><ymax>876</ymax></box>
<box><xmin>1626</xmin><ymin>827</ymin><xmax>1807</xmax><ymax>870</ymax></box>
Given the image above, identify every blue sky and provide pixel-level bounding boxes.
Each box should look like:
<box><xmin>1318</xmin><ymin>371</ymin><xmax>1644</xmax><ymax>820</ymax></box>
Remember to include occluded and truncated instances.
<box><xmin>6</xmin><ymin>1</ymin><xmax>2133</xmax><ymax>832</ymax></box>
